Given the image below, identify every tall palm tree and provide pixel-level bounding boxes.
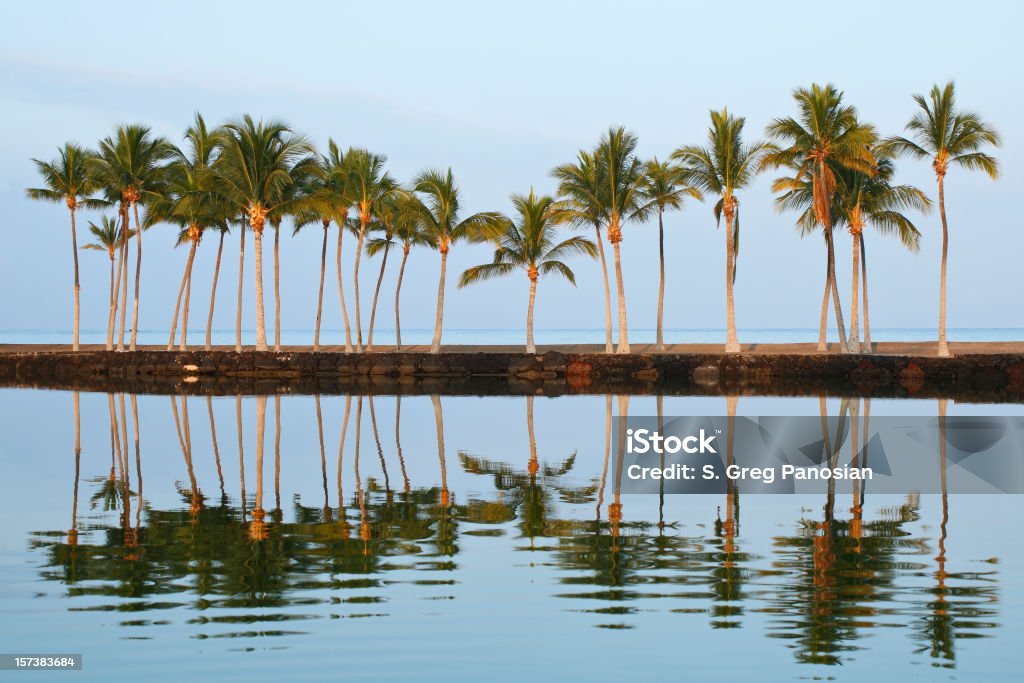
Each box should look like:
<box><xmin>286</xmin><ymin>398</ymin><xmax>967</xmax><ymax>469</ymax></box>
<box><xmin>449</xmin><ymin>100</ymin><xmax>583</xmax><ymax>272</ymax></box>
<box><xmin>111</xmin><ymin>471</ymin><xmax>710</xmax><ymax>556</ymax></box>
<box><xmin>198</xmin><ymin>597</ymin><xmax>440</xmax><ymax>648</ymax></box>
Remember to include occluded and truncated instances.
<box><xmin>458</xmin><ymin>190</ymin><xmax>597</xmax><ymax>352</ymax></box>
<box><xmin>216</xmin><ymin>116</ymin><xmax>316</xmax><ymax>350</ymax></box>
<box><xmin>82</xmin><ymin>217</ymin><xmax>133</xmax><ymax>338</ymax></box>
<box><xmin>594</xmin><ymin>127</ymin><xmax>649</xmax><ymax>354</ymax></box>
<box><xmin>672</xmin><ymin>108</ymin><xmax>772</xmax><ymax>353</ymax></box>
<box><xmin>638</xmin><ymin>158</ymin><xmax>702</xmax><ymax>350</ymax></box>
<box><xmin>882</xmin><ymin>82</ymin><xmax>1000</xmax><ymax>356</ymax></box>
<box><xmin>26</xmin><ymin>143</ymin><xmax>102</xmax><ymax>351</ymax></box>
<box><xmin>347</xmin><ymin>148</ymin><xmax>397</xmax><ymax>351</ymax></box>
<box><xmin>148</xmin><ymin>114</ymin><xmax>231</xmax><ymax>350</ymax></box>
<box><xmin>552</xmin><ymin>150</ymin><xmax>614</xmax><ymax>353</ymax></box>
<box><xmin>763</xmin><ymin>84</ymin><xmax>876</xmax><ymax>353</ymax></box>
<box><xmin>90</xmin><ymin>124</ymin><xmax>174</xmax><ymax>350</ymax></box>
<box><xmin>410</xmin><ymin>167</ymin><xmax>505</xmax><ymax>353</ymax></box>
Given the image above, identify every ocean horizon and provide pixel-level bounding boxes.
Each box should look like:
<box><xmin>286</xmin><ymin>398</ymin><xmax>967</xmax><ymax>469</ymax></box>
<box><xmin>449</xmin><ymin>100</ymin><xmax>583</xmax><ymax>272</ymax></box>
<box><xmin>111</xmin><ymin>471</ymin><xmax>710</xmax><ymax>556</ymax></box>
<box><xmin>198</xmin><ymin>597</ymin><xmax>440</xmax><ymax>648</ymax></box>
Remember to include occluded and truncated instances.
<box><xmin>3</xmin><ymin>326</ymin><xmax>1022</xmax><ymax>347</ymax></box>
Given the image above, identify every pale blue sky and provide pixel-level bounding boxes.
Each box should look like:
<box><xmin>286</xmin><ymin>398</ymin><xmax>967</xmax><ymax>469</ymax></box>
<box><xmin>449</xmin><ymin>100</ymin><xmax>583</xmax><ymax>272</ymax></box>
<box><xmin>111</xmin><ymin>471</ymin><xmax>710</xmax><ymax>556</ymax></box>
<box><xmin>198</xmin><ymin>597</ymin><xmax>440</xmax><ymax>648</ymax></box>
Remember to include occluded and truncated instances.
<box><xmin>1</xmin><ymin>0</ymin><xmax>1021</xmax><ymax>337</ymax></box>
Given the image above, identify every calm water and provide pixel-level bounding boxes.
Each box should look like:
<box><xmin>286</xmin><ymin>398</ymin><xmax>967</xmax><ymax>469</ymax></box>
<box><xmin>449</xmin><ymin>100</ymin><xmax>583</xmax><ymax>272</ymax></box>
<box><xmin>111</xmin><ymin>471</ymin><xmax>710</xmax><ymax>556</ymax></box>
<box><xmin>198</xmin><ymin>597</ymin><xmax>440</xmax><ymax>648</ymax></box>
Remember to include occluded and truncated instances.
<box><xmin>0</xmin><ymin>389</ymin><xmax>1021</xmax><ymax>681</ymax></box>
<box><xmin>3</xmin><ymin>326</ymin><xmax>1024</xmax><ymax>346</ymax></box>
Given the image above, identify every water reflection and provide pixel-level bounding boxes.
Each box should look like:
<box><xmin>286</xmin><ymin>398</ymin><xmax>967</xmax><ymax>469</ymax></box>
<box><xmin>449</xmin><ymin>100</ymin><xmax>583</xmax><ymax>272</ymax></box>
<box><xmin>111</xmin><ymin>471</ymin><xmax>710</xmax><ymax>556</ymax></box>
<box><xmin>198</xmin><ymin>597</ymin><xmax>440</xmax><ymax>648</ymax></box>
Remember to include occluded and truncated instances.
<box><xmin>28</xmin><ymin>391</ymin><xmax>1005</xmax><ymax>671</ymax></box>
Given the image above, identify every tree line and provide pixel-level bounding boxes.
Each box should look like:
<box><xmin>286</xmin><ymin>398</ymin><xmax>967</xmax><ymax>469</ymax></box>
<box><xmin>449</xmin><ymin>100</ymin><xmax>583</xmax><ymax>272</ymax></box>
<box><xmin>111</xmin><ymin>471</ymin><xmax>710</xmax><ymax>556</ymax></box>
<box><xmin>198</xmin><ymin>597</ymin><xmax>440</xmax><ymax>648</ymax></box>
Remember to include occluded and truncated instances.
<box><xmin>27</xmin><ymin>81</ymin><xmax>999</xmax><ymax>355</ymax></box>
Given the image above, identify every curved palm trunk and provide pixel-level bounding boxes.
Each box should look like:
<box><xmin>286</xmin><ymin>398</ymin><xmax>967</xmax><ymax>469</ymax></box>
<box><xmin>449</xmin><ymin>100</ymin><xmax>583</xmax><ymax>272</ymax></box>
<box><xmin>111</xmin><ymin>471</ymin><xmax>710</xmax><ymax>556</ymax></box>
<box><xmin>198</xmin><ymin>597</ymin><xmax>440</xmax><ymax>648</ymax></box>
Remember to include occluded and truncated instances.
<box><xmin>394</xmin><ymin>246</ymin><xmax>410</xmax><ymax>351</ymax></box>
<box><xmin>526</xmin><ymin>276</ymin><xmax>537</xmax><ymax>354</ymax></box>
<box><xmin>825</xmin><ymin>227</ymin><xmax>849</xmax><ymax>352</ymax></box>
<box><xmin>108</xmin><ymin>241</ymin><xmax>126</xmax><ymax>350</ymax></box>
<box><xmin>432</xmin><ymin>394</ymin><xmax>448</xmax><ymax>507</ymax></box>
<box><xmin>594</xmin><ymin>225</ymin><xmax>614</xmax><ymax>353</ymax></box>
<box><xmin>366</xmin><ymin>243</ymin><xmax>391</xmax><ymax>352</ymax></box>
<box><xmin>337</xmin><ymin>394</ymin><xmax>352</xmax><ymax>511</ymax></box>
<box><xmin>117</xmin><ymin>203</ymin><xmax>130</xmax><ymax>351</ymax></box>
<box><xmin>353</xmin><ymin>220</ymin><xmax>367</xmax><ymax>351</ymax></box>
<box><xmin>206</xmin><ymin>231</ymin><xmax>225</xmax><ymax>351</ymax></box>
<box><xmin>336</xmin><ymin>223</ymin><xmax>353</xmax><ymax>352</ymax></box>
<box><xmin>430</xmin><ymin>249</ymin><xmax>448</xmax><ymax>354</ymax></box>
<box><xmin>69</xmin><ymin>206</ymin><xmax>80</xmax><ymax>351</ymax></box>
<box><xmin>849</xmin><ymin>232</ymin><xmax>861</xmax><ymax>353</ymax></box>
<box><xmin>395</xmin><ymin>395</ymin><xmax>409</xmax><ymax>492</ymax></box>
<box><xmin>936</xmin><ymin>175</ymin><xmax>950</xmax><ymax>357</ymax></box>
<box><xmin>273</xmin><ymin>225</ymin><xmax>281</xmax><ymax>351</ymax></box>
<box><xmin>818</xmin><ymin>258</ymin><xmax>830</xmax><ymax>352</ymax></box>
<box><xmin>235</xmin><ymin>221</ymin><xmax>246</xmax><ymax>352</ymax></box>
<box><xmin>314</xmin><ymin>224</ymin><xmax>328</xmax><ymax>351</ymax></box>
<box><xmin>725</xmin><ymin>209</ymin><xmax>740</xmax><ymax>353</ymax></box>
<box><xmin>106</xmin><ymin>254</ymin><xmax>115</xmax><ymax>346</ymax></box>
<box><xmin>180</xmin><ymin>241</ymin><xmax>198</xmax><ymax>351</ymax></box>
<box><xmin>656</xmin><ymin>207</ymin><xmax>665</xmax><ymax>351</ymax></box>
<box><xmin>861</xmin><ymin>236</ymin><xmax>871</xmax><ymax>349</ymax></box>
<box><xmin>207</xmin><ymin>394</ymin><xmax>225</xmax><ymax>501</ymax></box>
<box><xmin>130</xmin><ymin>203</ymin><xmax>143</xmax><ymax>351</ymax></box>
<box><xmin>168</xmin><ymin>240</ymin><xmax>198</xmax><ymax>350</ymax></box>
<box><xmin>253</xmin><ymin>227</ymin><xmax>268</xmax><ymax>351</ymax></box>
<box><xmin>610</xmin><ymin>234</ymin><xmax>630</xmax><ymax>354</ymax></box>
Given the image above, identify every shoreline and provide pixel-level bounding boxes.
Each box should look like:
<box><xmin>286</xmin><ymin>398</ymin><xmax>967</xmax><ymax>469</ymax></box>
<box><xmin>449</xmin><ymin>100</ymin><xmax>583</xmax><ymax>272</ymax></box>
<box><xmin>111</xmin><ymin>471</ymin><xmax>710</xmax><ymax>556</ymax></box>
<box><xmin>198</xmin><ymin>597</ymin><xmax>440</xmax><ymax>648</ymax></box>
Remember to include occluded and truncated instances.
<box><xmin>2</xmin><ymin>343</ymin><xmax>1023</xmax><ymax>401</ymax></box>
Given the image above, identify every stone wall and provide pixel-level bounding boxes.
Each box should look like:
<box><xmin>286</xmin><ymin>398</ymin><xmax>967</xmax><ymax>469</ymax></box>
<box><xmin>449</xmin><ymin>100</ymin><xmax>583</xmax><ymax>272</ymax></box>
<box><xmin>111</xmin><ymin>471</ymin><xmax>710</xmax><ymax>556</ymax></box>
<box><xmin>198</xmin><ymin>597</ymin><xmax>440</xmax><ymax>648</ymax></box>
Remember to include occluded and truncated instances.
<box><xmin>1</xmin><ymin>349</ymin><xmax>1023</xmax><ymax>402</ymax></box>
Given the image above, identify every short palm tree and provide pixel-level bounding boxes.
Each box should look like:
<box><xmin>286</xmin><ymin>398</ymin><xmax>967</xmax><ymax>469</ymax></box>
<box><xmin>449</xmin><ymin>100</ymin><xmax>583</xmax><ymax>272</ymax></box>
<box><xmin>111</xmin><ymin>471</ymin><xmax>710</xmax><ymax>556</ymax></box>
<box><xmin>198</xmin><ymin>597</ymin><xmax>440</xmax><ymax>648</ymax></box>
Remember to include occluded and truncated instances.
<box><xmin>551</xmin><ymin>150</ymin><xmax>614</xmax><ymax>353</ymax></box>
<box><xmin>410</xmin><ymin>167</ymin><xmax>505</xmax><ymax>353</ymax></box>
<box><xmin>638</xmin><ymin>158</ymin><xmax>702</xmax><ymax>350</ymax></box>
<box><xmin>763</xmin><ymin>84</ymin><xmax>876</xmax><ymax>353</ymax></box>
<box><xmin>82</xmin><ymin>217</ymin><xmax>133</xmax><ymax>335</ymax></box>
<box><xmin>347</xmin><ymin>148</ymin><xmax>398</xmax><ymax>351</ymax></box>
<box><xmin>204</xmin><ymin>223</ymin><xmax>230</xmax><ymax>351</ymax></box>
<box><xmin>375</xmin><ymin>194</ymin><xmax>432</xmax><ymax>350</ymax></box>
<box><xmin>672</xmin><ymin>108</ymin><xmax>772</xmax><ymax>353</ymax></box>
<box><xmin>365</xmin><ymin>189</ymin><xmax>417</xmax><ymax>351</ymax></box>
<box><xmin>881</xmin><ymin>82</ymin><xmax>1000</xmax><ymax>356</ymax></box>
<box><xmin>594</xmin><ymin>127</ymin><xmax>648</xmax><ymax>354</ymax></box>
<box><xmin>458</xmin><ymin>190</ymin><xmax>597</xmax><ymax>352</ymax></box>
<box><xmin>216</xmin><ymin>115</ymin><xmax>316</xmax><ymax>350</ymax></box>
<box><xmin>90</xmin><ymin>124</ymin><xmax>175</xmax><ymax>350</ymax></box>
<box><xmin>26</xmin><ymin>143</ymin><xmax>103</xmax><ymax>351</ymax></box>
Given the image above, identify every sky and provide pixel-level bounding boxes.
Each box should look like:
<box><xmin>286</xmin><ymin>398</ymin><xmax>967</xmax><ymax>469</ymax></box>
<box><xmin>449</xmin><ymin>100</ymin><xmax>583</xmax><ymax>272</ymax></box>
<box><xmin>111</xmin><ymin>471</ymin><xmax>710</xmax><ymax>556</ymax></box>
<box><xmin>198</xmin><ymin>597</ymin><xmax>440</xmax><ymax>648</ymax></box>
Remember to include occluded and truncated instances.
<box><xmin>1</xmin><ymin>0</ymin><xmax>1021</xmax><ymax>339</ymax></box>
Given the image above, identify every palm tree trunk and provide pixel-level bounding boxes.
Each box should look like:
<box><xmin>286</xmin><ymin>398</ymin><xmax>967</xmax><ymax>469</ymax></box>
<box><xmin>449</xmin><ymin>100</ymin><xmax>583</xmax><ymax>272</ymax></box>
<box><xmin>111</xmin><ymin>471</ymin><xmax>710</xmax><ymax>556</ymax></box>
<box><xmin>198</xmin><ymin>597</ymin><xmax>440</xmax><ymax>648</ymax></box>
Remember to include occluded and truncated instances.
<box><xmin>168</xmin><ymin>241</ymin><xmax>197</xmax><ymax>350</ymax></box>
<box><xmin>253</xmin><ymin>227</ymin><xmax>268</xmax><ymax>351</ymax></box>
<box><xmin>861</xmin><ymin>236</ymin><xmax>871</xmax><ymax>349</ymax></box>
<box><xmin>109</xmin><ymin>240</ymin><xmax>125</xmax><ymax>351</ymax></box>
<box><xmin>849</xmin><ymin>232</ymin><xmax>861</xmax><ymax>353</ymax></box>
<box><xmin>611</xmin><ymin>239</ymin><xmax>630</xmax><ymax>354</ymax></box>
<box><xmin>656</xmin><ymin>207</ymin><xmax>665</xmax><ymax>351</ymax></box>
<box><xmin>206</xmin><ymin>231</ymin><xmax>224</xmax><ymax>351</ymax></box>
<box><xmin>937</xmin><ymin>175</ymin><xmax>950</xmax><ymax>357</ymax></box>
<box><xmin>107</xmin><ymin>255</ymin><xmax>115</xmax><ymax>348</ymax></box>
<box><xmin>432</xmin><ymin>394</ymin><xmax>448</xmax><ymax>507</ymax></box>
<box><xmin>818</xmin><ymin>260</ymin><xmax>830</xmax><ymax>352</ymax></box>
<box><xmin>314</xmin><ymin>224</ymin><xmax>328</xmax><ymax>351</ymax></box>
<box><xmin>130</xmin><ymin>204</ymin><xmax>143</xmax><ymax>351</ymax></box>
<box><xmin>725</xmin><ymin>210</ymin><xmax>739</xmax><ymax>353</ymax></box>
<box><xmin>395</xmin><ymin>395</ymin><xmax>409</xmax><ymax>492</ymax></box>
<box><xmin>366</xmin><ymin>244</ymin><xmax>390</xmax><ymax>352</ymax></box>
<box><xmin>430</xmin><ymin>249</ymin><xmax>448</xmax><ymax>354</ymax></box>
<box><xmin>826</xmin><ymin>227</ymin><xmax>849</xmax><ymax>352</ymax></box>
<box><xmin>336</xmin><ymin>223</ymin><xmax>353</xmax><ymax>352</ymax></box>
<box><xmin>117</xmin><ymin>203</ymin><xmax>130</xmax><ymax>351</ymax></box>
<box><xmin>394</xmin><ymin>247</ymin><xmax>410</xmax><ymax>351</ymax></box>
<box><xmin>353</xmin><ymin>220</ymin><xmax>366</xmax><ymax>351</ymax></box>
<box><xmin>235</xmin><ymin>220</ymin><xmax>246</xmax><ymax>352</ymax></box>
<box><xmin>180</xmin><ymin>240</ymin><xmax>198</xmax><ymax>351</ymax></box>
<box><xmin>273</xmin><ymin>226</ymin><xmax>281</xmax><ymax>351</ymax></box>
<box><xmin>526</xmin><ymin>276</ymin><xmax>538</xmax><ymax>354</ymax></box>
<box><xmin>595</xmin><ymin>225</ymin><xmax>613</xmax><ymax>353</ymax></box>
<box><xmin>69</xmin><ymin>207</ymin><xmax>80</xmax><ymax>351</ymax></box>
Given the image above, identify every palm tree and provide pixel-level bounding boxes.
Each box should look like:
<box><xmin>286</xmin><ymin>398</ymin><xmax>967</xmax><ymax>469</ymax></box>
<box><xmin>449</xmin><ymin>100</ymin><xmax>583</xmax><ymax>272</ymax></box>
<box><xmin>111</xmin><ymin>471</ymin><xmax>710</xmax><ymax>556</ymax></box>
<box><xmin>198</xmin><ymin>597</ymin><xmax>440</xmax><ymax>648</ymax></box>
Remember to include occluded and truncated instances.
<box><xmin>458</xmin><ymin>190</ymin><xmax>597</xmax><ymax>352</ymax></box>
<box><xmin>365</xmin><ymin>192</ymin><xmax>401</xmax><ymax>352</ymax></box>
<box><xmin>594</xmin><ymin>127</ymin><xmax>649</xmax><ymax>354</ymax></box>
<box><xmin>347</xmin><ymin>148</ymin><xmax>398</xmax><ymax>351</ymax></box>
<box><xmin>205</xmin><ymin>224</ymin><xmax>229</xmax><ymax>351</ymax></box>
<box><xmin>638</xmin><ymin>158</ymin><xmax>702</xmax><ymax>350</ymax></box>
<box><xmin>382</xmin><ymin>195</ymin><xmax>432</xmax><ymax>351</ymax></box>
<box><xmin>216</xmin><ymin>116</ymin><xmax>316</xmax><ymax>350</ymax></box>
<box><xmin>552</xmin><ymin>150</ymin><xmax>614</xmax><ymax>353</ymax></box>
<box><xmin>26</xmin><ymin>143</ymin><xmax>102</xmax><ymax>351</ymax></box>
<box><xmin>90</xmin><ymin>124</ymin><xmax>174</xmax><ymax>351</ymax></box>
<box><xmin>148</xmin><ymin>114</ymin><xmax>230</xmax><ymax>350</ymax></box>
<box><xmin>82</xmin><ymin>217</ymin><xmax>133</xmax><ymax>337</ymax></box>
<box><xmin>881</xmin><ymin>82</ymin><xmax>1000</xmax><ymax>356</ymax></box>
<box><xmin>672</xmin><ymin>108</ymin><xmax>772</xmax><ymax>353</ymax></box>
<box><xmin>322</xmin><ymin>142</ymin><xmax>356</xmax><ymax>351</ymax></box>
<box><xmin>410</xmin><ymin>168</ymin><xmax>505</xmax><ymax>353</ymax></box>
<box><xmin>763</xmin><ymin>84</ymin><xmax>876</xmax><ymax>353</ymax></box>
